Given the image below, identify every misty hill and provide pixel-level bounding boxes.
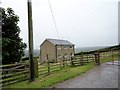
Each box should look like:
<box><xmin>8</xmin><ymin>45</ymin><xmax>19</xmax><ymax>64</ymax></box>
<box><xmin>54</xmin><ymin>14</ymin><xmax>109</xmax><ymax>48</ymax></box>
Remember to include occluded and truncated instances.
<box><xmin>24</xmin><ymin>45</ymin><xmax>120</xmax><ymax>57</ymax></box>
<box><xmin>75</xmin><ymin>46</ymin><xmax>109</xmax><ymax>53</ymax></box>
<box><xmin>24</xmin><ymin>46</ymin><xmax>110</xmax><ymax>57</ymax></box>
<box><xmin>99</xmin><ymin>44</ymin><xmax>120</xmax><ymax>51</ymax></box>
<box><xmin>24</xmin><ymin>49</ymin><xmax>40</xmax><ymax>57</ymax></box>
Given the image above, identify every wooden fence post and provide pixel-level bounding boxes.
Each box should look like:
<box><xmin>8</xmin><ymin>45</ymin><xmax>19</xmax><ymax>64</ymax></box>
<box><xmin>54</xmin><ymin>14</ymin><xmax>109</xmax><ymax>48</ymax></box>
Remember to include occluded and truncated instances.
<box><xmin>63</xmin><ymin>56</ymin><xmax>65</xmax><ymax>68</ymax></box>
<box><xmin>97</xmin><ymin>50</ymin><xmax>100</xmax><ymax>65</ymax></box>
<box><xmin>34</xmin><ymin>58</ymin><xmax>38</xmax><ymax>78</ymax></box>
<box><xmin>80</xmin><ymin>51</ymin><xmax>84</xmax><ymax>66</ymax></box>
<box><xmin>47</xmin><ymin>55</ymin><xmax>50</xmax><ymax>75</ymax></box>
<box><xmin>24</xmin><ymin>63</ymin><xmax>27</xmax><ymax>79</ymax></box>
<box><xmin>87</xmin><ymin>54</ymin><xmax>89</xmax><ymax>63</ymax></box>
<box><xmin>70</xmin><ymin>56</ymin><xmax>74</xmax><ymax>67</ymax></box>
<box><xmin>93</xmin><ymin>54</ymin><xmax>95</xmax><ymax>62</ymax></box>
<box><xmin>103</xmin><ymin>53</ymin><xmax>105</xmax><ymax>59</ymax></box>
<box><xmin>59</xmin><ymin>59</ymin><xmax>62</xmax><ymax>69</ymax></box>
<box><xmin>48</xmin><ymin>61</ymin><xmax>50</xmax><ymax>75</ymax></box>
<box><xmin>111</xmin><ymin>49</ymin><xmax>114</xmax><ymax>65</ymax></box>
<box><xmin>60</xmin><ymin>62</ymin><xmax>62</xmax><ymax>69</ymax></box>
<box><xmin>95</xmin><ymin>50</ymin><xmax>100</xmax><ymax>65</ymax></box>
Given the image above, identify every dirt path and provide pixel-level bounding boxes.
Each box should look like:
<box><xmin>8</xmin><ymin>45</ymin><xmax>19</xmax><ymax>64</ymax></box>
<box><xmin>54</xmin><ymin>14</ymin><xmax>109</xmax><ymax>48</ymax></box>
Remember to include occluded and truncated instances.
<box><xmin>52</xmin><ymin>61</ymin><xmax>119</xmax><ymax>88</ymax></box>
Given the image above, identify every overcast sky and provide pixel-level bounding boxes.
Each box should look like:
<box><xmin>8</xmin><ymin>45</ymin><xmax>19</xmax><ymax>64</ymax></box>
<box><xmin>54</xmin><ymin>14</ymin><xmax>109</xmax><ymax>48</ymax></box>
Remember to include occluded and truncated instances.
<box><xmin>2</xmin><ymin>0</ymin><xmax>119</xmax><ymax>49</ymax></box>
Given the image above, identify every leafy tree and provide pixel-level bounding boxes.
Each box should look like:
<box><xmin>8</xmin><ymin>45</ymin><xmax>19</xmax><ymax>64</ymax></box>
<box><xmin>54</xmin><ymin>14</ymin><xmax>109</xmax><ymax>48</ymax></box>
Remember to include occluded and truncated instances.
<box><xmin>2</xmin><ymin>8</ymin><xmax>27</xmax><ymax>64</ymax></box>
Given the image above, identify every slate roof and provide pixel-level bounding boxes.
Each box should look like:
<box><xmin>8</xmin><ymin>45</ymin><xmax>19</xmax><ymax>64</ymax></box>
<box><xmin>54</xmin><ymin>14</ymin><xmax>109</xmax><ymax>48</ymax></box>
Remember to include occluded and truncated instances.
<box><xmin>46</xmin><ymin>38</ymin><xmax>75</xmax><ymax>46</ymax></box>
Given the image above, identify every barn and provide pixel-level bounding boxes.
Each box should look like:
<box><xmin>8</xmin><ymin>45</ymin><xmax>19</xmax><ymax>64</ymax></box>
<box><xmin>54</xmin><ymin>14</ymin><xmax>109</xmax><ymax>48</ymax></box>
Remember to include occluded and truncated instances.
<box><xmin>40</xmin><ymin>38</ymin><xmax>75</xmax><ymax>63</ymax></box>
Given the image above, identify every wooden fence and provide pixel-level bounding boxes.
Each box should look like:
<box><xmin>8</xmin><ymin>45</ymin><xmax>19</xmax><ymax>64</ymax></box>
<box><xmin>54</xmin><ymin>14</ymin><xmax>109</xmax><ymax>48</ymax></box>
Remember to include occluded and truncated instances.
<box><xmin>100</xmin><ymin>50</ymin><xmax>119</xmax><ymax>60</ymax></box>
<box><xmin>1</xmin><ymin>62</ymin><xmax>29</xmax><ymax>87</ymax></box>
<box><xmin>37</xmin><ymin>51</ymin><xmax>99</xmax><ymax>77</ymax></box>
<box><xmin>1</xmin><ymin>50</ymin><xmax>119</xmax><ymax>87</ymax></box>
<box><xmin>38</xmin><ymin>62</ymin><xmax>61</xmax><ymax>77</ymax></box>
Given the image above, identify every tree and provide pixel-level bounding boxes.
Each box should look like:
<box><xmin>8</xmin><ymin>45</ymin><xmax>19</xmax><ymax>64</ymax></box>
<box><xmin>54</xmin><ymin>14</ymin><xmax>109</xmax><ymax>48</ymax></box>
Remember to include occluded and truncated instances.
<box><xmin>2</xmin><ymin>8</ymin><xmax>27</xmax><ymax>64</ymax></box>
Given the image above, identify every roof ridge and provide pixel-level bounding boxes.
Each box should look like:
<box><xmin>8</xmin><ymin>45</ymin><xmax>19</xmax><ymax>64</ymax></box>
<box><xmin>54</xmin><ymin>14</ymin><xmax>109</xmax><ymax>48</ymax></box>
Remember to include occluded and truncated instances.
<box><xmin>46</xmin><ymin>38</ymin><xmax>74</xmax><ymax>45</ymax></box>
<box><xmin>47</xmin><ymin>38</ymin><xmax>67</xmax><ymax>41</ymax></box>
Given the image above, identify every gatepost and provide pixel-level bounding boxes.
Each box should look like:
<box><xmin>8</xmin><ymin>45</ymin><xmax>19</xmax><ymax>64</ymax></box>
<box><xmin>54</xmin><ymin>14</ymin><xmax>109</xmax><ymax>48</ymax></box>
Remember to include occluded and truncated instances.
<box><xmin>94</xmin><ymin>50</ymin><xmax>100</xmax><ymax>65</ymax></box>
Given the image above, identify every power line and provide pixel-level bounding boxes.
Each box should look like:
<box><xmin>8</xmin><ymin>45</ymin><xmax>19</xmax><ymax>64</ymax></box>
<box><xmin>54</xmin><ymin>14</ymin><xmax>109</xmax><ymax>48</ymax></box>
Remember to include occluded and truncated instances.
<box><xmin>47</xmin><ymin>0</ymin><xmax>60</xmax><ymax>39</ymax></box>
<box><xmin>47</xmin><ymin>0</ymin><xmax>65</xmax><ymax>61</ymax></box>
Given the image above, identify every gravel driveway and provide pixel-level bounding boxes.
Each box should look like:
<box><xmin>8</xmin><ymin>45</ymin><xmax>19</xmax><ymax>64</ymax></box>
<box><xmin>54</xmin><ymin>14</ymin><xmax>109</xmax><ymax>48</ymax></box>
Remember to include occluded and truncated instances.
<box><xmin>52</xmin><ymin>61</ymin><xmax>119</xmax><ymax>88</ymax></box>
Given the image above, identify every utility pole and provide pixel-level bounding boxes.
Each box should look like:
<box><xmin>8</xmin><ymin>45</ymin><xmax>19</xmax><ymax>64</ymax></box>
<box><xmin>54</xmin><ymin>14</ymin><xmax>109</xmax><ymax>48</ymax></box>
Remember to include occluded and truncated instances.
<box><xmin>27</xmin><ymin>0</ymin><xmax>35</xmax><ymax>81</ymax></box>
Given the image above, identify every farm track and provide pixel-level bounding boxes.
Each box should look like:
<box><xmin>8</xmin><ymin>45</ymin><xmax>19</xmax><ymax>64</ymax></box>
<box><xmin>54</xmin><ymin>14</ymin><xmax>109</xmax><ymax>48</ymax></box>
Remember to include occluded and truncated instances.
<box><xmin>52</xmin><ymin>61</ymin><xmax>119</xmax><ymax>88</ymax></box>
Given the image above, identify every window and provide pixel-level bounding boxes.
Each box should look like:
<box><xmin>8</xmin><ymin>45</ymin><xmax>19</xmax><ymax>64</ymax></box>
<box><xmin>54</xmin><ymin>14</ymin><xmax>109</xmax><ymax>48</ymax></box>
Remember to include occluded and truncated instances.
<box><xmin>57</xmin><ymin>46</ymin><xmax>61</xmax><ymax>49</ymax></box>
<box><xmin>70</xmin><ymin>46</ymin><xmax>72</xmax><ymax>48</ymax></box>
<box><xmin>64</xmin><ymin>54</ymin><xmax>67</xmax><ymax>57</ymax></box>
<box><xmin>71</xmin><ymin>53</ymin><xmax>74</xmax><ymax>57</ymax></box>
<box><xmin>57</xmin><ymin>54</ymin><xmax>62</xmax><ymax>59</ymax></box>
<box><xmin>58</xmin><ymin>47</ymin><xmax>61</xmax><ymax>49</ymax></box>
<box><xmin>64</xmin><ymin>46</ymin><xmax>68</xmax><ymax>49</ymax></box>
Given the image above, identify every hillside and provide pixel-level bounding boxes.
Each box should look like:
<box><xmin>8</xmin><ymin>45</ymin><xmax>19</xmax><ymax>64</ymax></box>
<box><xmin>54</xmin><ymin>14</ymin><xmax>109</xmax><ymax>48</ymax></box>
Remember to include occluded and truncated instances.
<box><xmin>24</xmin><ymin>46</ymin><xmax>110</xmax><ymax>57</ymax></box>
<box><xmin>24</xmin><ymin>44</ymin><xmax>120</xmax><ymax>57</ymax></box>
<box><xmin>75</xmin><ymin>46</ymin><xmax>109</xmax><ymax>53</ymax></box>
<box><xmin>24</xmin><ymin>49</ymin><xmax>40</xmax><ymax>57</ymax></box>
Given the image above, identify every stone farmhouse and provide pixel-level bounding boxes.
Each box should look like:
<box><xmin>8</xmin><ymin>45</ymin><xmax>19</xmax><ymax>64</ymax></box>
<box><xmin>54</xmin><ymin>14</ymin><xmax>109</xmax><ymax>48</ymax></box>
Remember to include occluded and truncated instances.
<box><xmin>40</xmin><ymin>38</ymin><xmax>75</xmax><ymax>63</ymax></box>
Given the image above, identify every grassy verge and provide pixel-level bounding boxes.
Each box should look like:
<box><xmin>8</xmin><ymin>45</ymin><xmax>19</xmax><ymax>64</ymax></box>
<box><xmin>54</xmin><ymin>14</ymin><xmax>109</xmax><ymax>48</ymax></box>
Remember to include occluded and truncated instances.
<box><xmin>4</xmin><ymin>63</ymin><xmax>96</xmax><ymax>88</ymax></box>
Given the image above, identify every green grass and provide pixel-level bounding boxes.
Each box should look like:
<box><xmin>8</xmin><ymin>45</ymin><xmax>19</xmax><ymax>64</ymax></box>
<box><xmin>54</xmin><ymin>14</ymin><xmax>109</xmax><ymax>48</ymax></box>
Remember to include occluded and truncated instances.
<box><xmin>4</xmin><ymin>63</ymin><xmax>96</xmax><ymax>88</ymax></box>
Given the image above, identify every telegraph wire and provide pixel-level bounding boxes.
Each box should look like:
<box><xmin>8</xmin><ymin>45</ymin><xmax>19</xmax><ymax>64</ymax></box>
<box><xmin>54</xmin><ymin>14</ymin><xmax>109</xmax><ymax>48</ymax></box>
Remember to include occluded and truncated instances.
<box><xmin>47</xmin><ymin>0</ymin><xmax>65</xmax><ymax>61</ymax></box>
<box><xmin>47</xmin><ymin>0</ymin><xmax>61</xmax><ymax>40</ymax></box>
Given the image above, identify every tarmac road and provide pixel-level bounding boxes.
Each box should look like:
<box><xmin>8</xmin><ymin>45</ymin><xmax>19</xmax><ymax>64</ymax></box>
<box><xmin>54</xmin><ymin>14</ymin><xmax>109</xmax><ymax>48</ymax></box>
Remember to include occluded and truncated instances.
<box><xmin>52</xmin><ymin>61</ymin><xmax>119</xmax><ymax>88</ymax></box>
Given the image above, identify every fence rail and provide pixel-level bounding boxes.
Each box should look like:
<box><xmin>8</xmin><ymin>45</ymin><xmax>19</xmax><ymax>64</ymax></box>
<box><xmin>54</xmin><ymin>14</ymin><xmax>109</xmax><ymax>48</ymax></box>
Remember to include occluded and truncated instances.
<box><xmin>1</xmin><ymin>62</ymin><xmax>29</xmax><ymax>87</ymax></box>
<box><xmin>37</xmin><ymin>52</ymin><xmax>97</xmax><ymax>77</ymax></box>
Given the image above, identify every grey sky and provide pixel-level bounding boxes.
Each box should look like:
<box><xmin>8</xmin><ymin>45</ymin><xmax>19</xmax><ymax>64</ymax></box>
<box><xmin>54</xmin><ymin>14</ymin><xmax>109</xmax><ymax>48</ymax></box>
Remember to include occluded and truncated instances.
<box><xmin>2</xmin><ymin>0</ymin><xmax>119</xmax><ymax>49</ymax></box>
